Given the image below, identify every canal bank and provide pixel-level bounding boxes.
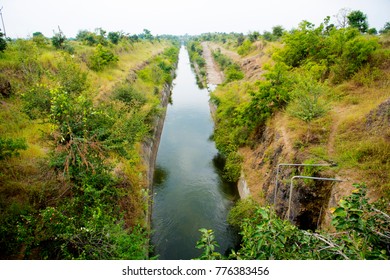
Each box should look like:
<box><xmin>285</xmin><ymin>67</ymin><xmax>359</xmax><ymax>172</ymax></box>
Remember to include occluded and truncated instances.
<box><xmin>151</xmin><ymin>46</ymin><xmax>239</xmax><ymax>260</ymax></box>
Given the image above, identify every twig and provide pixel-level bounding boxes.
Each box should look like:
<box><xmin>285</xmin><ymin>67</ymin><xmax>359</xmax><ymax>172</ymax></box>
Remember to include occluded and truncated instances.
<box><xmin>304</xmin><ymin>231</ymin><xmax>349</xmax><ymax>260</ymax></box>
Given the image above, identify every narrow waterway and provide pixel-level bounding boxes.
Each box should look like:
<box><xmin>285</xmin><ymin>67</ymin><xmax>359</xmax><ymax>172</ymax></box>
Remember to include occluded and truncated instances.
<box><xmin>151</xmin><ymin>46</ymin><xmax>239</xmax><ymax>260</ymax></box>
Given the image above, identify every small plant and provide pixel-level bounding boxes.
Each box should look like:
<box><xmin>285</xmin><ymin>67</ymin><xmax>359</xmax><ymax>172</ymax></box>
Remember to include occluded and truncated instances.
<box><xmin>0</xmin><ymin>137</ymin><xmax>28</xmax><ymax>160</ymax></box>
<box><xmin>195</xmin><ymin>228</ymin><xmax>222</xmax><ymax>260</ymax></box>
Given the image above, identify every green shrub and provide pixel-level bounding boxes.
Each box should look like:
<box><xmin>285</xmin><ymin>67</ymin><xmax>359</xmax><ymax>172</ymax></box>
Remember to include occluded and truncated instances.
<box><xmin>56</xmin><ymin>55</ymin><xmax>89</xmax><ymax>94</ymax></box>
<box><xmin>223</xmin><ymin>151</ymin><xmax>243</xmax><ymax>182</ymax></box>
<box><xmin>225</xmin><ymin>64</ymin><xmax>244</xmax><ymax>82</ymax></box>
<box><xmin>0</xmin><ymin>137</ymin><xmax>28</xmax><ymax>160</ymax></box>
<box><xmin>223</xmin><ymin>184</ymin><xmax>390</xmax><ymax>260</ymax></box>
<box><xmin>237</xmin><ymin>39</ymin><xmax>253</xmax><ymax>56</ymax></box>
<box><xmin>88</xmin><ymin>44</ymin><xmax>118</xmax><ymax>71</ymax></box>
<box><xmin>21</xmin><ymin>83</ymin><xmax>52</xmax><ymax>119</ymax></box>
<box><xmin>112</xmin><ymin>84</ymin><xmax>146</xmax><ymax>108</ymax></box>
<box><xmin>287</xmin><ymin>75</ymin><xmax>328</xmax><ymax>122</ymax></box>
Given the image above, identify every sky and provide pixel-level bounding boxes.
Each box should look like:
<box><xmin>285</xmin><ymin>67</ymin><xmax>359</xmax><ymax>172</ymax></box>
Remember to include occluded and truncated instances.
<box><xmin>1</xmin><ymin>0</ymin><xmax>389</xmax><ymax>38</ymax></box>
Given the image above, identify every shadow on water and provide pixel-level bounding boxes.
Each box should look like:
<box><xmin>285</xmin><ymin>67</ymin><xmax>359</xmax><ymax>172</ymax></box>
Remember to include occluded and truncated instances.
<box><xmin>153</xmin><ymin>165</ymin><xmax>169</xmax><ymax>187</ymax></box>
<box><xmin>212</xmin><ymin>153</ymin><xmax>240</xmax><ymax>200</ymax></box>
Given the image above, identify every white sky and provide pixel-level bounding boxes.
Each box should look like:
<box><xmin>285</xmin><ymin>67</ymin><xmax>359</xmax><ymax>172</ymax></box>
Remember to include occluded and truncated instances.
<box><xmin>2</xmin><ymin>0</ymin><xmax>390</xmax><ymax>38</ymax></box>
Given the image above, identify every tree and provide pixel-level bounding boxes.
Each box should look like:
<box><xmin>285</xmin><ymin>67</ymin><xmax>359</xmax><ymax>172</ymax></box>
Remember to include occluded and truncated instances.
<box><xmin>0</xmin><ymin>28</ymin><xmax>6</xmax><ymax>52</ymax></box>
<box><xmin>380</xmin><ymin>22</ymin><xmax>390</xmax><ymax>34</ymax></box>
<box><xmin>142</xmin><ymin>29</ymin><xmax>153</xmax><ymax>41</ymax></box>
<box><xmin>248</xmin><ymin>31</ymin><xmax>260</xmax><ymax>42</ymax></box>
<box><xmin>108</xmin><ymin>32</ymin><xmax>121</xmax><ymax>44</ymax></box>
<box><xmin>52</xmin><ymin>27</ymin><xmax>66</xmax><ymax>49</ymax></box>
<box><xmin>367</xmin><ymin>28</ymin><xmax>377</xmax><ymax>35</ymax></box>
<box><xmin>32</xmin><ymin>32</ymin><xmax>48</xmax><ymax>46</ymax></box>
<box><xmin>334</xmin><ymin>8</ymin><xmax>351</xmax><ymax>28</ymax></box>
<box><xmin>347</xmin><ymin>10</ymin><xmax>369</xmax><ymax>33</ymax></box>
<box><xmin>236</xmin><ymin>33</ymin><xmax>245</xmax><ymax>46</ymax></box>
<box><xmin>272</xmin><ymin>25</ymin><xmax>285</xmax><ymax>38</ymax></box>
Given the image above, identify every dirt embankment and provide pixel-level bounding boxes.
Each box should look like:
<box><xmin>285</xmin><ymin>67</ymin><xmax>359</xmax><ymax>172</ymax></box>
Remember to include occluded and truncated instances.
<box><xmin>206</xmin><ymin>41</ymin><xmax>267</xmax><ymax>81</ymax></box>
<box><xmin>201</xmin><ymin>42</ymin><xmax>224</xmax><ymax>85</ymax></box>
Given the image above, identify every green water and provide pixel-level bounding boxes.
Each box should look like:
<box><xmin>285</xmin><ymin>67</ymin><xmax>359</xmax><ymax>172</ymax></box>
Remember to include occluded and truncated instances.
<box><xmin>151</xmin><ymin>46</ymin><xmax>239</xmax><ymax>259</ymax></box>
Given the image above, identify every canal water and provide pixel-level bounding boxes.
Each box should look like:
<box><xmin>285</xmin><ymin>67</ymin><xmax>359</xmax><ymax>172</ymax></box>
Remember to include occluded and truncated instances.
<box><xmin>151</xmin><ymin>46</ymin><xmax>239</xmax><ymax>259</ymax></box>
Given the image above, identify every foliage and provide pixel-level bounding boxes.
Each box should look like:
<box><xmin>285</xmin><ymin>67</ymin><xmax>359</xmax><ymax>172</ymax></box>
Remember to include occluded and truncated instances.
<box><xmin>272</xmin><ymin>25</ymin><xmax>285</xmax><ymax>38</ymax></box>
<box><xmin>0</xmin><ymin>137</ymin><xmax>28</xmax><ymax>160</ymax></box>
<box><xmin>51</xmin><ymin>28</ymin><xmax>66</xmax><ymax>49</ymax></box>
<box><xmin>347</xmin><ymin>10</ymin><xmax>369</xmax><ymax>33</ymax></box>
<box><xmin>212</xmin><ymin>49</ymin><xmax>244</xmax><ymax>83</ymax></box>
<box><xmin>187</xmin><ymin>40</ymin><xmax>207</xmax><ymax>88</ymax></box>
<box><xmin>55</xmin><ymin>55</ymin><xmax>89</xmax><ymax>94</ymax></box>
<box><xmin>108</xmin><ymin>32</ymin><xmax>121</xmax><ymax>45</ymax></box>
<box><xmin>32</xmin><ymin>32</ymin><xmax>49</xmax><ymax>47</ymax></box>
<box><xmin>0</xmin><ymin>34</ymin><xmax>179</xmax><ymax>259</ymax></box>
<box><xmin>112</xmin><ymin>84</ymin><xmax>146</xmax><ymax>108</ymax></box>
<box><xmin>238</xmin><ymin>62</ymin><xmax>291</xmax><ymax>129</ymax></box>
<box><xmin>223</xmin><ymin>151</ymin><xmax>243</xmax><ymax>182</ymax></box>
<box><xmin>21</xmin><ymin>83</ymin><xmax>52</xmax><ymax>119</ymax></box>
<box><xmin>237</xmin><ymin>39</ymin><xmax>253</xmax><ymax>56</ymax></box>
<box><xmin>380</xmin><ymin>22</ymin><xmax>390</xmax><ymax>34</ymax></box>
<box><xmin>88</xmin><ymin>44</ymin><xmax>118</xmax><ymax>71</ymax></box>
<box><xmin>0</xmin><ymin>29</ymin><xmax>6</xmax><ymax>52</ymax></box>
<box><xmin>225</xmin><ymin>184</ymin><xmax>390</xmax><ymax>260</ymax></box>
<box><xmin>195</xmin><ymin>228</ymin><xmax>222</xmax><ymax>260</ymax></box>
<box><xmin>278</xmin><ymin>19</ymin><xmax>379</xmax><ymax>83</ymax></box>
<box><xmin>287</xmin><ymin>74</ymin><xmax>328</xmax><ymax>122</ymax></box>
<box><xmin>197</xmin><ymin>185</ymin><xmax>389</xmax><ymax>260</ymax></box>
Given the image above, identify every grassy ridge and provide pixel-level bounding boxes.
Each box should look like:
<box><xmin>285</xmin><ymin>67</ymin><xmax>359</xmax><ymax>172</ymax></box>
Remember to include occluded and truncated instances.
<box><xmin>0</xmin><ymin>35</ymin><xmax>179</xmax><ymax>259</ymax></box>
<box><xmin>195</xmin><ymin>21</ymin><xmax>390</xmax><ymax>259</ymax></box>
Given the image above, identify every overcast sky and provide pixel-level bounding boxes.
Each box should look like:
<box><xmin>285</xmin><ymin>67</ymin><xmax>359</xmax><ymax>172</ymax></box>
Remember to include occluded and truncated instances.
<box><xmin>2</xmin><ymin>0</ymin><xmax>389</xmax><ymax>38</ymax></box>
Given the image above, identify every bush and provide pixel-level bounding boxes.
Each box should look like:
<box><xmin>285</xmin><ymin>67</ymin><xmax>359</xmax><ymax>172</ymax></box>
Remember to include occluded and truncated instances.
<box><xmin>287</xmin><ymin>75</ymin><xmax>328</xmax><ymax>122</ymax></box>
<box><xmin>51</xmin><ymin>29</ymin><xmax>66</xmax><ymax>49</ymax></box>
<box><xmin>237</xmin><ymin>39</ymin><xmax>253</xmax><ymax>56</ymax></box>
<box><xmin>112</xmin><ymin>84</ymin><xmax>146</xmax><ymax>108</ymax></box>
<box><xmin>223</xmin><ymin>184</ymin><xmax>390</xmax><ymax>260</ymax></box>
<box><xmin>56</xmin><ymin>55</ymin><xmax>89</xmax><ymax>94</ymax></box>
<box><xmin>88</xmin><ymin>44</ymin><xmax>118</xmax><ymax>71</ymax></box>
<box><xmin>0</xmin><ymin>137</ymin><xmax>28</xmax><ymax>160</ymax></box>
<box><xmin>21</xmin><ymin>83</ymin><xmax>52</xmax><ymax>119</ymax></box>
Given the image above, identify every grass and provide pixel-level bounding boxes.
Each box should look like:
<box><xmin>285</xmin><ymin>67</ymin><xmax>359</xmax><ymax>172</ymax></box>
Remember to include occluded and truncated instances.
<box><xmin>0</xmin><ymin>37</ymin><xmax>179</xmax><ymax>259</ymax></box>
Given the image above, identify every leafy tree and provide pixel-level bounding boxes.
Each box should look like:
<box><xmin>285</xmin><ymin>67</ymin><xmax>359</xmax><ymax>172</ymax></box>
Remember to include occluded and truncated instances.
<box><xmin>262</xmin><ymin>31</ymin><xmax>274</xmax><ymax>41</ymax></box>
<box><xmin>51</xmin><ymin>27</ymin><xmax>66</xmax><ymax>49</ymax></box>
<box><xmin>347</xmin><ymin>10</ymin><xmax>369</xmax><ymax>33</ymax></box>
<box><xmin>367</xmin><ymin>28</ymin><xmax>378</xmax><ymax>35</ymax></box>
<box><xmin>248</xmin><ymin>31</ymin><xmax>260</xmax><ymax>42</ymax></box>
<box><xmin>142</xmin><ymin>29</ymin><xmax>153</xmax><ymax>41</ymax></box>
<box><xmin>236</xmin><ymin>33</ymin><xmax>245</xmax><ymax>46</ymax></box>
<box><xmin>32</xmin><ymin>32</ymin><xmax>48</xmax><ymax>46</ymax></box>
<box><xmin>0</xmin><ymin>28</ymin><xmax>6</xmax><ymax>52</ymax></box>
<box><xmin>108</xmin><ymin>31</ymin><xmax>121</xmax><ymax>44</ymax></box>
<box><xmin>380</xmin><ymin>22</ymin><xmax>390</xmax><ymax>34</ymax></box>
<box><xmin>76</xmin><ymin>30</ymin><xmax>98</xmax><ymax>45</ymax></box>
<box><xmin>272</xmin><ymin>25</ymin><xmax>285</xmax><ymax>38</ymax></box>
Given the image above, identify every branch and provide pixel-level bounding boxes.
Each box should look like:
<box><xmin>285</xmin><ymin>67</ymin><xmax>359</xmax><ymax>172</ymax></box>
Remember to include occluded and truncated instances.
<box><xmin>304</xmin><ymin>231</ymin><xmax>350</xmax><ymax>260</ymax></box>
